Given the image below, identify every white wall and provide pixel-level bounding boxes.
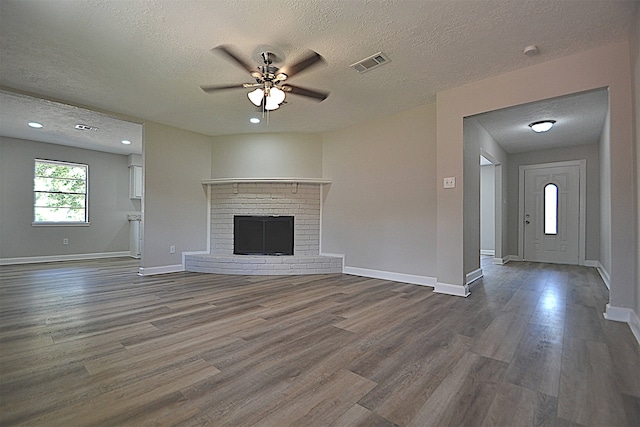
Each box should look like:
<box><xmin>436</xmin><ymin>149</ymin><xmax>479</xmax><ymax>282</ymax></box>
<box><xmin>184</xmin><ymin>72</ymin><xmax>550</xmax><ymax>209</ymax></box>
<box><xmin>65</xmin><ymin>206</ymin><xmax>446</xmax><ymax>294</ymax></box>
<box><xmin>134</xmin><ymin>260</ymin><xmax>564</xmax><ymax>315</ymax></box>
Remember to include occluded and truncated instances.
<box><xmin>140</xmin><ymin>122</ymin><xmax>211</xmax><ymax>272</ymax></box>
<box><xmin>211</xmin><ymin>133</ymin><xmax>322</xmax><ymax>178</ymax></box>
<box><xmin>437</xmin><ymin>42</ymin><xmax>635</xmax><ymax>310</ymax></box>
<box><xmin>0</xmin><ymin>136</ymin><xmax>138</xmax><ymax>260</ymax></box>
<box><xmin>321</xmin><ymin>103</ymin><xmax>437</xmax><ymax>280</ymax></box>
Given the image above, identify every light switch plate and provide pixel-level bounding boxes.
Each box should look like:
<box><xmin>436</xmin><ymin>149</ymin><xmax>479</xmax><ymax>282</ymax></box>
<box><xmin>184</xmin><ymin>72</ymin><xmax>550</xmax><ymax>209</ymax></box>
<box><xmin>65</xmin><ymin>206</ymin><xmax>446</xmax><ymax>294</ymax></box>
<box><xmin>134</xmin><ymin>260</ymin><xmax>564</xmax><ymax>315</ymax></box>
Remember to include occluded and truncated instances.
<box><xmin>444</xmin><ymin>177</ymin><xmax>456</xmax><ymax>188</ymax></box>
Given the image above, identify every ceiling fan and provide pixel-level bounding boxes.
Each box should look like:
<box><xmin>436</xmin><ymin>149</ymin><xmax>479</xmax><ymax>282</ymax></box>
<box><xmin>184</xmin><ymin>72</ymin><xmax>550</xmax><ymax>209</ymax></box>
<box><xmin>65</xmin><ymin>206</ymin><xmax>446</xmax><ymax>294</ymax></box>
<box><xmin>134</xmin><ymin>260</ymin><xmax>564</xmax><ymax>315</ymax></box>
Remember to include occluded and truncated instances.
<box><xmin>200</xmin><ymin>45</ymin><xmax>329</xmax><ymax>111</ymax></box>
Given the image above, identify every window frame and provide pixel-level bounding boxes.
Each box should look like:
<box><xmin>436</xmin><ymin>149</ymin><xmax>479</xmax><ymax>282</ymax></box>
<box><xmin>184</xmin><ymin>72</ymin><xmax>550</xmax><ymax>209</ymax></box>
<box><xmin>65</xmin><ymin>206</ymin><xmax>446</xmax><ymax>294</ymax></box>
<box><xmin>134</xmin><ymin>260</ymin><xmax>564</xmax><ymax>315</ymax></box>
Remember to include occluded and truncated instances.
<box><xmin>32</xmin><ymin>158</ymin><xmax>90</xmax><ymax>226</ymax></box>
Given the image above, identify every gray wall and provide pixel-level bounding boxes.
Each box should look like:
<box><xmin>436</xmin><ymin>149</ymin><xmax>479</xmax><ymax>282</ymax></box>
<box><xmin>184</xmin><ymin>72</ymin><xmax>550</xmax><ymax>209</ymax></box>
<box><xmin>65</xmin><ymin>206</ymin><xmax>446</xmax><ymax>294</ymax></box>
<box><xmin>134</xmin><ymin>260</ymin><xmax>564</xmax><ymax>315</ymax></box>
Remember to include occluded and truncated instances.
<box><xmin>211</xmin><ymin>133</ymin><xmax>322</xmax><ymax>178</ymax></box>
<box><xmin>322</xmin><ymin>103</ymin><xmax>437</xmax><ymax>278</ymax></box>
<box><xmin>480</xmin><ymin>165</ymin><xmax>495</xmax><ymax>253</ymax></box>
<box><xmin>0</xmin><ymin>136</ymin><xmax>139</xmax><ymax>259</ymax></box>
<box><xmin>437</xmin><ymin>42</ymin><xmax>635</xmax><ymax>313</ymax></box>
<box><xmin>599</xmin><ymin>110</ymin><xmax>612</xmax><ymax>277</ymax></box>
<box><xmin>507</xmin><ymin>143</ymin><xmax>601</xmax><ymax>262</ymax></box>
<box><xmin>633</xmin><ymin>4</ymin><xmax>640</xmax><ymax>322</ymax></box>
<box><xmin>462</xmin><ymin>117</ymin><xmax>509</xmax><ymax>273</ymax></box>
<box><xmin>141</xmin><ymin>122</ymin><xmax>211</xmax><ymax>270</ymax></box>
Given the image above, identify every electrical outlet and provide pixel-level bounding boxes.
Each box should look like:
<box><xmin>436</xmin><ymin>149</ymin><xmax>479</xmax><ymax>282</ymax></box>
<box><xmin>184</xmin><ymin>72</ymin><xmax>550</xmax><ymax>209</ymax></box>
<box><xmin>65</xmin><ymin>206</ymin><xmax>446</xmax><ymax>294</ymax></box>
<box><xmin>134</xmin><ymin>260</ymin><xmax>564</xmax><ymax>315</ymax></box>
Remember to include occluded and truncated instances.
<box><xmin>443</xmin><ymin>177</ymin><xmax>456</xmax><ymax>189</ymax></box>
<box><xmin>169</xmin><ymin>245</ymin><xmax>176</xmax><ymax>254</ymax></box>
<box><xmin>63</xmin><ymin>238</ymin><xmax>69</xmax><ymax>245</ymax></box>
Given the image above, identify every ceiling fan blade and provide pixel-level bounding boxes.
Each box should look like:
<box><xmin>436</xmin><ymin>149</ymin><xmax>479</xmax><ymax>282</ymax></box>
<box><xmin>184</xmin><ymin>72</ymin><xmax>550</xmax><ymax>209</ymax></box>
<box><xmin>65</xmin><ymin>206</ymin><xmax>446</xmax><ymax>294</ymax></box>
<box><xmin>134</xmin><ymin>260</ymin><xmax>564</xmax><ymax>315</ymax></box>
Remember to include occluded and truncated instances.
<box><xmin>279</xmin><ymin>50</ymin><xmax>325</xmax><ymax>79</ymax></box>
<box><xmin>281</xmin><ymin>84</ymin><xmax>329</xmax><ymax>101</ymax></box>
<box><xmin>212</xmin><ymin>45</ymin><xmax>258</xmax><ymax>75</ymax></box>
<box><xmin>200</xmin><ymin>83</ymin><xmax>254</xmax><ymax>93</ymax></box>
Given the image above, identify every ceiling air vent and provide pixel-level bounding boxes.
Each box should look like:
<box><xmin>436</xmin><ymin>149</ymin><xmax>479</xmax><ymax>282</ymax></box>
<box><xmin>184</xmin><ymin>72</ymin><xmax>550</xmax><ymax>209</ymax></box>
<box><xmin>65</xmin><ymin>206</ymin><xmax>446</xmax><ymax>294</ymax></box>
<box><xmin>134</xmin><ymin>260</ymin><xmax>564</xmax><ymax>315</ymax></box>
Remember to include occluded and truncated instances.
<box><xmin>350</xmin><ymin>52</ymin><xmax>390</xmax><ymax>73</ymax></box>
<box><xmin>74</xmin><ymin>124</ymin><xmax>98</xmax><ymax>131</ymax></box>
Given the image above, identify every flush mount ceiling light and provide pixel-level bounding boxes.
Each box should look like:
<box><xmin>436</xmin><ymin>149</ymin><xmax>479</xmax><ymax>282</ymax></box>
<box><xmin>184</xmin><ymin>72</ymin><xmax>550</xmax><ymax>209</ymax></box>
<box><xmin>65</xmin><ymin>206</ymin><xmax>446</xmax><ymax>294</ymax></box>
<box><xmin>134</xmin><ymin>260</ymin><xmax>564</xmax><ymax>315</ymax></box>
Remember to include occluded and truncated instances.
<box><xmin>529</xmin><ymin>120</ymin><xmax>556</xmax><ymax>133</ymax></box>
<box><xmin>121</xmin><ymin>139</ymin><xmax>132</xmax><ymax>145</ymax></box>
<box><xmin>28</xmin><ymin>121</ymin><xmax>44</xmax><ymax>128</ymax></box>
<box><xmin>249</xmin><ymin>117</ymin><xmax>261</xmax><ymax>124</ymax></box>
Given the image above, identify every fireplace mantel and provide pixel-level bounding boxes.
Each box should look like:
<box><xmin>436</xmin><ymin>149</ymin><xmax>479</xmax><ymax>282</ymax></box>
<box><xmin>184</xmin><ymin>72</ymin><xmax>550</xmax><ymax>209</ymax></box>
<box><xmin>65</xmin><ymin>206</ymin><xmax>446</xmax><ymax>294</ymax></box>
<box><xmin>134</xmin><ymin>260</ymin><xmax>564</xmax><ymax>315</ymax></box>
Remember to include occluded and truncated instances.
<box><xmin>202</xmin><ymin>177</ymin><xmax>332</xmax><ymax>185</ymax></box>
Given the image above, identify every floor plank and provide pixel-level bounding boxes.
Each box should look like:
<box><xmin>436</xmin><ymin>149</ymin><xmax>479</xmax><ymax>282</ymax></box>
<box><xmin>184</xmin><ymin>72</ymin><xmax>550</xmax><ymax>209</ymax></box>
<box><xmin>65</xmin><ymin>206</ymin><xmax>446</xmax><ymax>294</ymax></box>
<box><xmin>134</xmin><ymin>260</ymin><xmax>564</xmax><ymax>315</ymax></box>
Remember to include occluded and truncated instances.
<box><xmin>1</xmin><ymin>257</ymin><xmax>638</xmax><ymax>426</ymax></box>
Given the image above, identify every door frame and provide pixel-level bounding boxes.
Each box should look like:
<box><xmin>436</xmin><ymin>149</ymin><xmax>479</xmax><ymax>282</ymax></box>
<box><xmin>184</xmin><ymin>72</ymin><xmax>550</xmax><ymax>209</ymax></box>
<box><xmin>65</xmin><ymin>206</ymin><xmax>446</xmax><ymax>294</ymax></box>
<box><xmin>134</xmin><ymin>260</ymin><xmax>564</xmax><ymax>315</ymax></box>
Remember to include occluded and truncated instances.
<box><xmin>518</xmin><ymin>159</ymin><xmax>586</xmax><ymax>265</ymax></box>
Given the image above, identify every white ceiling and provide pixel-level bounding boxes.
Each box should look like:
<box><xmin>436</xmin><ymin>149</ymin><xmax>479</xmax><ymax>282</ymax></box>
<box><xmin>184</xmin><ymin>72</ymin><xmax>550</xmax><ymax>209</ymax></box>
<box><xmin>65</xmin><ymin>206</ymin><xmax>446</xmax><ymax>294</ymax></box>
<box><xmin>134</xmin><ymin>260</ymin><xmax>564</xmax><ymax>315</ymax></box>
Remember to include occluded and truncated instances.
<box><xmin>0</xmin><ymin>0</ymin><xmax>635</xmax><ymax>154</ymax></box>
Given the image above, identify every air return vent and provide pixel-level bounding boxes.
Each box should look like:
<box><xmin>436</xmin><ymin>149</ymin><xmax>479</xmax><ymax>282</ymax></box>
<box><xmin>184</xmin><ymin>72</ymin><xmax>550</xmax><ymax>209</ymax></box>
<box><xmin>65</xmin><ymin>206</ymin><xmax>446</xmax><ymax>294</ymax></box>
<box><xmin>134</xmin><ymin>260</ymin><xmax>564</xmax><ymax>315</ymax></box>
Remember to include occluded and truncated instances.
<box><xmin>350</xmin><ymin>52</ymin><xmax>390</xmax><ymax>73</ymax></box>
<box><xmin>74</xmin><ymin>124</ymin><xmax>98</xmax><ymax>131</ymax></box>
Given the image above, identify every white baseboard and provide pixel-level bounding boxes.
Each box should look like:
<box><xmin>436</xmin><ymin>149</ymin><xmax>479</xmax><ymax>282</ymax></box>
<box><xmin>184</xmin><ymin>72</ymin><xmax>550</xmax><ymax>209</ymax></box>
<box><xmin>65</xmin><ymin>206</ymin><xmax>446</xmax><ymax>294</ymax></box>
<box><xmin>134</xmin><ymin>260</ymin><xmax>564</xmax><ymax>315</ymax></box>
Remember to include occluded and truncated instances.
<box><xmin>629</xmin><ymin>310</ymin><xmax>640</xmax><ymax>347</ymax></box>
<box><xmin>582</xmin><ymin>260</ymin><xmax>610</xmax><ymax>290</ymax></box>
<box><xmin>138</xmin><ymin>264</ymin><xmax>184</xmax><ymax>276</ymax></box>
<box><xmin>434</xmin><ymin>281</ymin><xmax>470</xmax><ymax>297</ymax></box>
<box><xmin>604</xmin><ymin>304</ymin><xmax>640</xmax><ymax>348</ymax></box>
<box><xmin>604</xmin><ymin>304</ymin><xmax>632</xmax><ymax>322</ymax></box>
<box><xmin>480</xmin><ymin>249</ymin><xmax>495</xmax><ymax>256</ymax></box>
<box><xmin>466</xmin><ymin>268</ymin><xmax>483</xmax><ymax>285</ymax></box>
<box><xmin>0</xmin><ymin>251</ymin><xmax>131</xmax><ymax>265</ymax></box>
<box><xmin>342</xmin><ymin>266</ymin><xmax>436</xmax><ymax>287</ymax></box>
<box><xmin>492</xmin><ymin>255</ymin><xmax>518</xmax><ymax>265</ymax></box>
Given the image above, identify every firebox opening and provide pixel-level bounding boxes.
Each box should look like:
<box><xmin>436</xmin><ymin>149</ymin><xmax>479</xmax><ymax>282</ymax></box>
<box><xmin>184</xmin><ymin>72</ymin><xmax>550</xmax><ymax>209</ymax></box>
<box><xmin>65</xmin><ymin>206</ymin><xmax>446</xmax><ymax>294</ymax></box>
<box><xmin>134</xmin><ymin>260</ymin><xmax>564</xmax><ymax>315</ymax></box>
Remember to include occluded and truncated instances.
<box><xmin>234</xmin><ymin>215</ymin><xmax>294</xmax><ymax>256</ymax></box>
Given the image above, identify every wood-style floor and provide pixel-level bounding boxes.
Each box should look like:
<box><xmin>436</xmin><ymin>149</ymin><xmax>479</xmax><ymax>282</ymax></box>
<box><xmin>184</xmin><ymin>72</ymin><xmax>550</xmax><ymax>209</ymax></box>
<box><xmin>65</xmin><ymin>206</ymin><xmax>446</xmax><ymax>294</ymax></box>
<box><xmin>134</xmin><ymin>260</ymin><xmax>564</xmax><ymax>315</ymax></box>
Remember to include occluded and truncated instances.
<box><xmin>1</xmin><ymin>257</ymin><xmax>639</xmax><ymax>426</ymax></box>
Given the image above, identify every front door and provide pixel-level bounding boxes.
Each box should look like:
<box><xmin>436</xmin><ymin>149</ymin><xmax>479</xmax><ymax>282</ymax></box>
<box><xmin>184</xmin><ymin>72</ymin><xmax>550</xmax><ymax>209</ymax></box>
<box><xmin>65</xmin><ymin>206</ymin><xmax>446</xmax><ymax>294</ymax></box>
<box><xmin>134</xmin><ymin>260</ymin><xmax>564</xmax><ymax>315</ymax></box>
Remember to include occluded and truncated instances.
<box><xmin>523</xmin><ymin>163</ymin><xmax>581</xmax><ymax>265</ymax></box>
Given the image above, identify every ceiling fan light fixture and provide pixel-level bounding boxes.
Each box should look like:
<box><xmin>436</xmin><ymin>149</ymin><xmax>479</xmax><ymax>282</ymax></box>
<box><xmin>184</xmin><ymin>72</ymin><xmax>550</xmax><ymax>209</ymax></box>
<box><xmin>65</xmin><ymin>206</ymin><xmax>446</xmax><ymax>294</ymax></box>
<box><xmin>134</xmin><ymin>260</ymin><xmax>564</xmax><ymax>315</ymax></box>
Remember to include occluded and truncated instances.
<box><xmin>268</xmin><ymin>87</ymin><xmax>285</xmax><ymax>105</ymax></box>
<box><xmin>529</xmin><ymin>120</ymin><xmax>556</xmax><ymax>133</ymax></box>
<box><xmin>248</xmin><ymin>88</ymin><xmax>264</xmax><ymax>106</ymax></box>
<box><xmin>265</xmin><ymin>96</ymin><xmax>281</xmax><ymax>111</ymax></box>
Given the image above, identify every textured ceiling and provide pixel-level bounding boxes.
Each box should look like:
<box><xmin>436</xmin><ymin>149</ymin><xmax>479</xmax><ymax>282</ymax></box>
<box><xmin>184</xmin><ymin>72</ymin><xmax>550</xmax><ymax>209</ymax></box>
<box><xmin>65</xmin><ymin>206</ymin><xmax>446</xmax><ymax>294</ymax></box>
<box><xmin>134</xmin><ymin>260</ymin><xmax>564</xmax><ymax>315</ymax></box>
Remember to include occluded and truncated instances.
<box><xmin>472</xmin><ymin>88</ymin><xmax>609</xmax><ymax>154</ymax></box>
<box><xmin>0</xmin><ymin>90</ymin><xmax>143</xmax><ymax>155</ymax></box>
<box><xmin>0</xmin><ymin>0</ymin><xmax>636</xmax><ymax>153</ymax></box>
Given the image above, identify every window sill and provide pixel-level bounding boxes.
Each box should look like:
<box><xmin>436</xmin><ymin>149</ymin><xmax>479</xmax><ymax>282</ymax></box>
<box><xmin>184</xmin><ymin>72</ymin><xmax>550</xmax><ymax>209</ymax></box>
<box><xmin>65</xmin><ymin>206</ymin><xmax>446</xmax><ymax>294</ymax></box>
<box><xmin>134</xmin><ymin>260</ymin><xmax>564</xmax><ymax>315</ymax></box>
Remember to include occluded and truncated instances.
<box><xmin>32</xmin><ymin>222</ymin><xmax>90</xmax><ymax>227</ymax></box>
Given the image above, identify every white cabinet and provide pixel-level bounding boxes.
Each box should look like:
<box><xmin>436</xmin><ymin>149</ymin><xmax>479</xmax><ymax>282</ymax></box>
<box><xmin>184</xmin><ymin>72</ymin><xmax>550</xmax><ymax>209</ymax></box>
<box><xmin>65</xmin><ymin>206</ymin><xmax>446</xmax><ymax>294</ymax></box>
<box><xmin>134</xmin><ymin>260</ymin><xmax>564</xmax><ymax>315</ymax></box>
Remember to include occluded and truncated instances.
<box><xmin>129</xmin><ymin>166</ymin><xmax>142</xmax><ymax>199</ymax></box>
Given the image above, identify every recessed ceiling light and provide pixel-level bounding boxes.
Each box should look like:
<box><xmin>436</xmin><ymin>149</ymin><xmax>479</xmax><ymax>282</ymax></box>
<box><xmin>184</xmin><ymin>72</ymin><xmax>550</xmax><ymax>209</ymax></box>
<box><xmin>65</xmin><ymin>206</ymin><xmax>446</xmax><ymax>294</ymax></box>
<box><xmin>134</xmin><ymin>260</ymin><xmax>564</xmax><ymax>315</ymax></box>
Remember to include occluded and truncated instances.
<box><xmin>529</xmin><ymin>120</ymin><xmax>556</xmax><ymax>133</ymax></box>
<box><xmin>250</xmin><ymin>117</ymin><xmax>261</xmax><ymax>124</ymax></box>
<box><xmin>121</xmin><ymin>140</ymin><xmax>132</xmax><ymax>145</ymax></box>
<box><xmin>28</xmin><ymin>122</ymin><xmax>44</xmax><ymax>128</ymax></box>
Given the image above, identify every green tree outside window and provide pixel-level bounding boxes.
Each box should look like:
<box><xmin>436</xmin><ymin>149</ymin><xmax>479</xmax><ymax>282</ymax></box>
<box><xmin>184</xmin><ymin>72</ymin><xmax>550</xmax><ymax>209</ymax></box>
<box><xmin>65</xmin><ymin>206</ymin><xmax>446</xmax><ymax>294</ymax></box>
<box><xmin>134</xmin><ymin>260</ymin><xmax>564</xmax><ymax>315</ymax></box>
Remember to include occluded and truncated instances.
<box><xmin>34</xmin><ymin>159</ymin><xmax>88</xmax><ymax>223</ymax></box>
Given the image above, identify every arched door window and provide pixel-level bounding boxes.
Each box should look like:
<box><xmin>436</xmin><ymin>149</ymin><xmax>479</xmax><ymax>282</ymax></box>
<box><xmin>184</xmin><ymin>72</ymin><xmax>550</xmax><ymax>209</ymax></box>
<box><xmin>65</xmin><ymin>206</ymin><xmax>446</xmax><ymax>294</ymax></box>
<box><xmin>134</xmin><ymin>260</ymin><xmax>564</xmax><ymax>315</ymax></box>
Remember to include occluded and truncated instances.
<box><xmin>544</xmin><ymin>183</ymin><xmax>558</xmax><ymax>235</ymax></box>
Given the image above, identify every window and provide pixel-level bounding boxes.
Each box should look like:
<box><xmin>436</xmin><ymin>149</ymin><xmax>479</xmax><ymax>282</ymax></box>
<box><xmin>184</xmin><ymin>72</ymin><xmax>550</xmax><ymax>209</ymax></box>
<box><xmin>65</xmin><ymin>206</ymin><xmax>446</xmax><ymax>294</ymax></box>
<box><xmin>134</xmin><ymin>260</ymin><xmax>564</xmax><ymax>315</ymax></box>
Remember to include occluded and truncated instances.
<box><xmin>34</xmin><ymin>159</ymin><xmax>88</xmax><ymax>224</ymax></box>
<box><xmin>544</xmin><ymin>183</ymin><xmax>558</xmax><ymax>235</ymax></box>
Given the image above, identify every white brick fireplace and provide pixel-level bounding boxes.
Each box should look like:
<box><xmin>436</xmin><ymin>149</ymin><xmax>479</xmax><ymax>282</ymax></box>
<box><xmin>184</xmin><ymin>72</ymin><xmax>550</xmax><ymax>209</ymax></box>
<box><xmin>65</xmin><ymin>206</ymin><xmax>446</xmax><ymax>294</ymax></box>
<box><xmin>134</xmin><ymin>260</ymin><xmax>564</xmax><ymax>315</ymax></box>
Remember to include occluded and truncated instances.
<box><xmin>185</xmin><ymin>179</ymin><xmax>343</xmax><ymax>275</ymax></box>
